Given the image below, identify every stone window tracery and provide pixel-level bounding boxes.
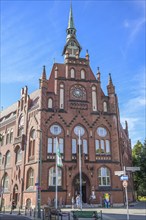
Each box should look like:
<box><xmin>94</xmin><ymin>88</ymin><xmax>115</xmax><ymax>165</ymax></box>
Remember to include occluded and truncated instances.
<box><xmin>95</xmin><ymin>127</ymin><xmax>111</xmax><ymax>154</ymax></box>
<box><xmin>5</xmin><ymin>151</ymin><xmax>11</xmax><ymax>167</ymax></box>
<box><xmin>27</xmin><ymin>168</ymin><xmax>34</xmax><ymax>189</ymax></box>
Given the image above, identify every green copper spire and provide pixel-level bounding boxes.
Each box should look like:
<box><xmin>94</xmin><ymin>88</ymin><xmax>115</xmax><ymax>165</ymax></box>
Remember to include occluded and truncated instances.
<box><xmin>68</xmin><ymin>2</ymin><xmax>75</xmax><ymax>29</ymax></box>
<box><xmin>66</xmin><ymin>2</ymin><xmax>76</xmax><ymax>41</ymax></box>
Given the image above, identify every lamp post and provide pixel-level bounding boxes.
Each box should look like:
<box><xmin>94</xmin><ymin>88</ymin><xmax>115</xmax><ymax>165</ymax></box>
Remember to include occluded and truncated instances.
<box><xmin>37</xmin><ymin>129</ymin><xmax>42</xmax><ymax>219</ymax></box>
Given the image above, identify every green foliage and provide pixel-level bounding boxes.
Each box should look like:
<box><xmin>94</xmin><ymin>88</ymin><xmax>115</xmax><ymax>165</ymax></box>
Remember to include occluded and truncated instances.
<box><xmin>132</xmin><ymin>139</ymin><xmax>146</xmax><ymax>197</ymax></box>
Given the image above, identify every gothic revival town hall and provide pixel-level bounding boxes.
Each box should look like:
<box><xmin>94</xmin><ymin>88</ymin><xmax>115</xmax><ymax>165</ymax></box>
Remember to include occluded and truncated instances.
<box><xmin>0</xmin><ymin>5</ymin><xmax>134</xmax><ymax>209</ymax></box>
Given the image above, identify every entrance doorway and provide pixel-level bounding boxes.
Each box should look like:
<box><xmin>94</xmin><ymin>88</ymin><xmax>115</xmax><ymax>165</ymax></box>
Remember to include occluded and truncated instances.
<box><xmin>72</xmin><ymin>173</ymin><xmax>90</xmax><ymax>203</ymax></box>
<box><xmin>13</xmin><ymin>185</ymin><xmax>18</xmax><ymax>206</ymax></box>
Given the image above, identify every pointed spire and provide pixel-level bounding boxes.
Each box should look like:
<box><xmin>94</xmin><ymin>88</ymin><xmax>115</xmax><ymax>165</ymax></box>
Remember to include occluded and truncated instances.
<box><xmin>107</xmin><ymin>73</ymin><xmax>115</xmax><ymax>94</ymax></box>
<box><xmin>96</xmin><ymin>67</ymin><xmax>101</xmax><ymax>81</ymax></box>
<box><xmin>68</xmin><ymin>1</ymin><xmax>75</xmax><ymax>29</ymax></box>
<box><xmin>42</xmin><ymin>65</ymin><xmax>46</xmax><ymax>80</ymax></box>
<box><xmin>66</xmin><ymin>2</ymin><xmax>76</xmax><ymax>41</ymax></box>
<box><xmin>108</xmin><ymin>73</ymin><xmax>113</xmax><ymax>85</ymax></box>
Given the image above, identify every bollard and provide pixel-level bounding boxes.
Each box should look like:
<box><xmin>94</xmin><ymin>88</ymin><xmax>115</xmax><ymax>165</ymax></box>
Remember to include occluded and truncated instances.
<box><xmin>18</xmin><ymin>207</ymin><xmax>21</xmax><ymax>215</ymax></box>
<box><xmin>3</xmin><ymin>206</ymin><xmax>5</xmax><ymax>214</ymax></box>
<box><xmin>33</xmin><ymin>208</ymin><xmax>36</xmax><ymax>218</ymax></box>
<box><xmin>10</xmin><ymin>207</ymin><xmax>12</xmax><ymax>214</ymax></box>
<box><xmin>25</xmin><ymin>207</ymin><xmax>27</xmax><ymax>216</ymax></box>
<box><xmin>30</xmin><ymin>208</ymin><xmax>32</xmax><ymax>216</ymax></box>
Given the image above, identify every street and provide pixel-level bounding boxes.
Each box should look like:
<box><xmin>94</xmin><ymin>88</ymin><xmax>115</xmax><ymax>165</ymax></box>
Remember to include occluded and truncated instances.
<box><xmin>0</xmin><ymin>214</ymin><xmax>30</xmax><ymax>220</ymax></box>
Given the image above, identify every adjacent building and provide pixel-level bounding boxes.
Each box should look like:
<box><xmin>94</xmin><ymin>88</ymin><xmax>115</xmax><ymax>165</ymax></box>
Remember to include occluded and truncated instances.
<box><xmin>0</xmin><ymin>5</ymin><xmax>134</xmax><ymax>209</ymax></box>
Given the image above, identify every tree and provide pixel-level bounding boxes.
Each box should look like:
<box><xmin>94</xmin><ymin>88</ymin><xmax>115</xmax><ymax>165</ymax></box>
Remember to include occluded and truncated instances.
<box><xmin>132</xmin><ymin>139</ymin><xmax>146</xmax><ymax>197</ymax></box>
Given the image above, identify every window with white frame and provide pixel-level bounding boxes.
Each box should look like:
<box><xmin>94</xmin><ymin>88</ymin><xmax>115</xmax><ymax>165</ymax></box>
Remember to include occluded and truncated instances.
<box><xmin>70</xmin><ymin>68</ymin><xmax>75</xmax><ymax>78</ymax></box>
<box><xmin>49</xmin><ymin>167</ymin><xmax>62</xmax><ymax>186</ymax></box>
<box><xmin>92</xmin><ymin>86</ymin><xmax>97</xmax><ymax>111</ymax></box>
<box><xmin>47</xmin><ymin>138</ymin><xmax>64</xmax><ymax>154</ymax></box>
<box><xmin>103</xmin><ymin>101</ymin><xmax>108</xmax><ymax>112</ymax></box>
<box><xmin>27</xmin><ymin>168</ymin><xmax>34</xmax><ymax>189</ymax></box>
<box><xmin>3</xmin><ymin>173</ymin><xmax>9</xmax><ymax>192</ymax></box>
<box><xmin>81</xmin><ymin>69</ymin><xmax>85</xmax><ymax>79</ymax></box>
<box><xmin>10</xmin><ymin>129</ymin><xmax>13</xmax><ymax>143</ymax></box>
<box><xmin>98</xmin><ymin>167</ymin><xmax>110</xmax><ymax>186</ymax></box>
<box><xmin>5</xmin><ymin>151</ymin><xmax>11</xmax><ymax>167</ymax></box>
<box><xmin>48</xmin><ymin>98</ymin><xmax>53</xmax><ymax>109</ymax></box>
<box><xmin>16</xmin><ymin>148</ymin><xmax>22</xmax><ymax>163</ymax></box>
<box><xmin>0</xmin><ymin>153</ymin><xmax>2</xmax><ymax>166</ymax></box>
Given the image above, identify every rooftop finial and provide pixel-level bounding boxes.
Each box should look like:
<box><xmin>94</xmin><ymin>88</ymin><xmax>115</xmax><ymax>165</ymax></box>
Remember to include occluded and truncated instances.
<box><xmin>108</xmin><ymin>73</ymin><xmax>113</xmax><ymax>85</ymax></box>
<box><xmin>42</xmin><ymin>65</ymin><xmax>46</xmax><ymax>79</ymax></box>
<box><xmin>96</xmin><ymin>67</ymin><xmax>101</xmax><ymax>81</ymax></box>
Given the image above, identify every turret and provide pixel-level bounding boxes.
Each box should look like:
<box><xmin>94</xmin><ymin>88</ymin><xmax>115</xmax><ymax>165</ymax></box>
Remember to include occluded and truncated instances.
<box><xmin>107</xmin><ymin>73</ymin><xmax>115</xmax><ymax>95</ymax></box>
<box><xmin>39</xmin><ymin>66</ymin><xmax>47</xmax><ymax>89</ymax></box>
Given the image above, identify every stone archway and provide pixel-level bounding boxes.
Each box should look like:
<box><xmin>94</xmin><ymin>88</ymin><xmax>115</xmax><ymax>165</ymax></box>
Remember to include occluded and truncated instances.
<box><xmin>72</xmin><ymin>173</ymin><xmax>91</xmax><ymax>204</ymax></box>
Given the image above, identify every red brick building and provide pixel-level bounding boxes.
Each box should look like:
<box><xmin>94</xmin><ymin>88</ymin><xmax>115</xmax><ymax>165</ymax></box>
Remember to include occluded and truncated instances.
<box><xmin>0</xmin><ymin>5</ymin><xmax>134</xmax><ymax>209</ymax></box>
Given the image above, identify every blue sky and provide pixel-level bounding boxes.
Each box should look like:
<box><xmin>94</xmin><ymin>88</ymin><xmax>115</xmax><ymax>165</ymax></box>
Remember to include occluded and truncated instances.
<box><xmin>1</xmin><ymin>0</ymin><xmax>145</xmax><ymax>146</ymax></box>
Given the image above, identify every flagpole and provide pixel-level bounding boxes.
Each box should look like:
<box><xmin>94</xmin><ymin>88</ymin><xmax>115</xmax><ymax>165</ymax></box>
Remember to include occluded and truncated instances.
<box><xmin>79</xmin><ymin>129</ymin><xmax>82</xmax><ymax>210</ymax></box>
<box><xmin>55</xmin><ymin>137</ymin><xmax>58</xmax><ymax>209</ymax></box>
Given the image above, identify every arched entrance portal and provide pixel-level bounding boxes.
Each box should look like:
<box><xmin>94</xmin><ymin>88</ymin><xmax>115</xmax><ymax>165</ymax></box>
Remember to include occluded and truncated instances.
<box><xmin>13</xmin><ymin>184</ymin><xmax>18</xmax><ymax>206</ymax></box>
<box><xmin>72</xmin><ymin>173</ymin><xmax>90</xmax><ymax>203</ymax></box>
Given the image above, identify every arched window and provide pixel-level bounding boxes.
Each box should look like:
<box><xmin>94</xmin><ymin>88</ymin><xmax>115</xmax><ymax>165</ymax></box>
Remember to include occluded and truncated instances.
<box><xmin>27</xmin><ymin>168</ymin><xmax>34</xmax><ymax>189</ymax></box>
<box><xmin>81</xmin><ymin>69</ymin><xmax>85</xmax><ymax>79</ymax></box>
<box><xmin>0</xmin><ymin>133</ymin><xmax>5</xmax><ymax>146</ymax></box>
<box><xmin>70</xmin><ymin>68</ymin><xmax>75</xmax><ymax>78</ymax></box>
<box><xmin>92</xmin><ymin>86</ymin><xmax>97</xmax><ymax>111</ymax></box>
<box><xmin>0</xmin><ymin>153</ymin><xmax>2</xmax><ymax>166</ymax></box>
<box><xmin>2</xmin><ymin>173</ymin><xmax>9</xmax><ymax>192</ymax></box>
<box><xmin>48</xmin><ymin>98</ymin><xmax>53</xmax><ymax>109</ymax></box>
<box><xmin>26</xmin><ymin>198</ymin><xmax>31</xmax><ymax>209</ymax></box>
<box><xmin>103</xmin><ymin>101</ymin><xmax>108</xmax><ymax>112</ymax></box>
<box><xmin>6</xmin><ymin>131</ymin><xmax>10</xmax><ymax>145</ymax></box>
<box><xmin>16</xmin><ymin>147</ymin><xmax>22</xmax><ymax>163</ymax></box>
<box><xmin>28</xmin><ymin>129</ymin><xmax>35</xmax><ymax>161</ymax></box>
<box><xmin>72</xmin><ymin>125</ymin><xmax>88</xmax><ymax>155</ymax></box>
<box><xmin>59</xmin><ymin>83</ymin><xmax>64</xmax><ymax>109</ymax></box>
<box><xmin>5</xmin><ymin>151</ymin><xmax>11</xmax><ymax>167</ymax></box>
<box><xmin>18</xmin><ymin>115</ymin><xmax>24</xmax><ymax>136</ymax></box>
<box><xmin>48</xmin><ymin>167</ymin><xmax>62</xmax><ymax>186</ymax></box>
<box><xmin>10</xmin><ymin>129</ymin><xmax>13</xmax><ymax>144</ymax></box>
<box><xmin>95</xmin><ymin>127</ymin><xmax>111</xmax><ymax>154</ymax></box>
<box><xmin>48</xmin><ymin>124</ymin><xmax>64</xmax><ymax>154</ymax></box>
<box><xmin>98</xmin><ymin>167</ymin><xmax>111</xmax><ymax>186</ymax></box>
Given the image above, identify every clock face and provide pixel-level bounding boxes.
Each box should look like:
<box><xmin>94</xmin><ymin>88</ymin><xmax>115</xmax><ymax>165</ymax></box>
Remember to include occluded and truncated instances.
<box><xmin>73</xmin><ymin>88</ymin><xmax>83</xmax><ymax>98</ymax></box>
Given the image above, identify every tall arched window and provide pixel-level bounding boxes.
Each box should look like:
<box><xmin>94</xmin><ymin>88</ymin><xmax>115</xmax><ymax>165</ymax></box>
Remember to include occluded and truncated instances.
<box><xmin>48</xmin><ymin>167</ymin><xmax>62</xmax><ymax>186</ymax></box>
<box><xmin>28</xmin><ymin>129</ymin><xmax>35</xmax><ymax>161</ymax></box>
<box><xmin>27</xmin><ymin>168</ymin><xmax>34</xmax><ymax>189</ymax></box>
<box><xmin>0</xmin><ymin>153</ymin><xmax>2</xmax><ymax>166</ymax></box>
<box><xmin>10</xmin><ymin>129</ymin><xmax>13</xmax><ymax>143</ymax></box>
<box><xmin>98</xmin><ymin>167</ymin><xmax>111</xmax><ymax>186</ymax></box>
<box><xmin>81</xmin><ymin>69</ymin><xmax>85</xmax><ymax>79</ymax></box>
<box><xmin>70</xmin><ymin>68</ymin><xmax>75</xmax><ymax>78</ymax></box>
<box><xmin>1</xmin><ymin>133</ymin><xmax>5</xmax><ymax>146</ymax></box>
<box><xmin>2</xmin><ymin>173</ymin><xmax>9</xmax><ymax>192</ymax></box>
<box><xmin>48</xmin><ymin>124</ymin><xmax>64</xmax><ymax>154</ymax></box>
<box><xmin>103</xmin><ymin>101</ymin><xmax>108</xmax><ymax>112</ymax></box>
<box><xmin>16</xmin><ymin>147</ymin><xmax>22</xmax><ymax>163</ymax></box>
<box><xmin>6</xmin><ymin>131</ymin><xmax>10</xmax><ymax>145</ymax></box>
<box><xmin>5</xmin><ymin>151</ymin><xmax>11</xmax><ymax>167</ymax></box>
<box><xmin>48</xmin><ymin>98</ymin><xmax>53</xmax><ymax>109</ymax></box>
<box><xmin>72</xmin><ymin>125</ymin><xmax>88</xmax><ymax>155</ymax></box>
<box><xmin>18</xmin><ymin>115</ymin><xmax>24</xmax><ymax>136</ymax></box>
<box><xmin>59</xmin><ymin>83</ymin><xmax>64</xmax><ymax>109</ymax></box>
<box><xmin>92</xmin><ymin>86</ymin><xmax>97</xmax><ymax>111</ymax></box>
<box><xmin>95</xmin><ymin>127</ymin><xmax>111</xmax><ymax>154</ymax></box>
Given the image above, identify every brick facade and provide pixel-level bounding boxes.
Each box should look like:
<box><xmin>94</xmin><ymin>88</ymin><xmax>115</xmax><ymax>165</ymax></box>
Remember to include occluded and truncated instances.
<box><xmin>0</xmin><ymin>5</ymin><xmax>134</xmax><ymax>209</ymax></box>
